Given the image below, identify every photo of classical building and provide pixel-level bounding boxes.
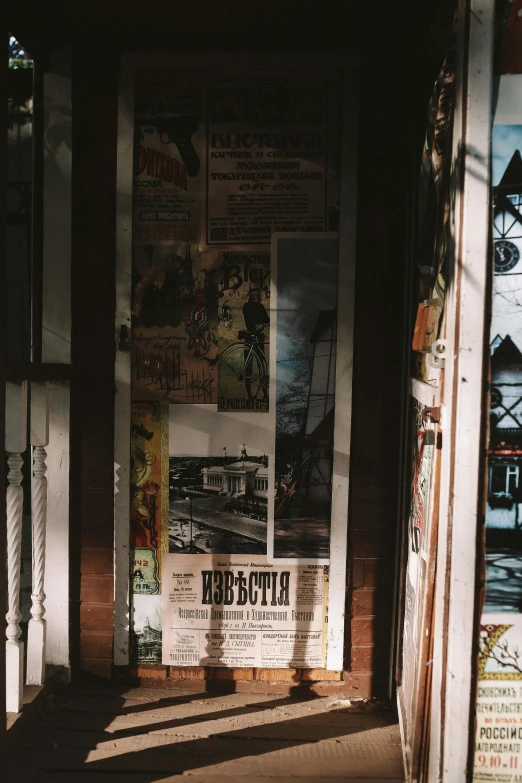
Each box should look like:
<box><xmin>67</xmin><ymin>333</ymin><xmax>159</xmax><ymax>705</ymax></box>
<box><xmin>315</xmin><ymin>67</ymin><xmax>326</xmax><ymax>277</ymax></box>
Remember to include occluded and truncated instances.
<box><xmin>169</xmin><ymin>448</ymin><xmax>268</xmax><ymax>555</ymax></box>
<box><xmin>130</xmin><ymin>595</ymin><xmax>162</xmax><ymax>664</ymax></box>
<box><xmin>202</xmin><ymin>456</ymin><xmax>268</xmax><ymax>500</ymax></box>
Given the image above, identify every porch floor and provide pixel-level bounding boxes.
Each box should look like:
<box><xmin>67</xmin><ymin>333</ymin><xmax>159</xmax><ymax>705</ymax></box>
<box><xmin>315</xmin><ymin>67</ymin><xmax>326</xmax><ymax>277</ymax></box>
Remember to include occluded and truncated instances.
<box><xmin>7</xmin><ymin>683</ymin><xmax>404</xmax><ymax>782</ymax></box>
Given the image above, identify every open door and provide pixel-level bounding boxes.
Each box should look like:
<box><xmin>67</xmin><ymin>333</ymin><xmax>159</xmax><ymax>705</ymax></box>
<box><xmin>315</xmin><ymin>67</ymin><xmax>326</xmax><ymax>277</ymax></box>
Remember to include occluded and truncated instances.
<box><xmin>396</xmin><ymin>41</ymin><xmax>455</xmax><ymax>783</ymax></box>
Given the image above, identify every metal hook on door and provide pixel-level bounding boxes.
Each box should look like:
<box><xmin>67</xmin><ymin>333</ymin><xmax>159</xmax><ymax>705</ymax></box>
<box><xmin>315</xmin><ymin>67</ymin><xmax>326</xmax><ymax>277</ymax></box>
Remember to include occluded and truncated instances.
<box><xmin>427</xmin><ymin>339</ymin><xmax>446</xmax><ymax>369</ymax></box>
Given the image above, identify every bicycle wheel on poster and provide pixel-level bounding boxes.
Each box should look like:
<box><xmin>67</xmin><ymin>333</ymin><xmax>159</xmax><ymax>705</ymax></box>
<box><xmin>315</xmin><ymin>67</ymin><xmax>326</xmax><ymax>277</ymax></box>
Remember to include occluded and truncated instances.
<box><xmin>218</xmin><ymin>342</ymin><xmax>268</xmax><ymax>402</ymax></box>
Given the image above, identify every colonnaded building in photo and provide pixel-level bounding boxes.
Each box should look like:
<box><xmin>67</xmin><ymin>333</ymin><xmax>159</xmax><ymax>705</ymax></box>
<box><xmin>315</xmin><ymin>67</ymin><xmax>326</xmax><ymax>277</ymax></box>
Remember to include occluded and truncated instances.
<box><xmin>202</xmin><ymin>454</ymin><xmax>269</xmax><ymax>510</ymax></box>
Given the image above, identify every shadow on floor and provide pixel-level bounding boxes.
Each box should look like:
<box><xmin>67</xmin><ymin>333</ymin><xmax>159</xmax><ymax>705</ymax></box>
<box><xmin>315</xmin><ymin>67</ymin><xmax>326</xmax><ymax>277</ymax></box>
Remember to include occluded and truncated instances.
<box><xmin>7</xmin><ymin>682</ymin><xmax>404</xmax><ymax>783</ymax></box>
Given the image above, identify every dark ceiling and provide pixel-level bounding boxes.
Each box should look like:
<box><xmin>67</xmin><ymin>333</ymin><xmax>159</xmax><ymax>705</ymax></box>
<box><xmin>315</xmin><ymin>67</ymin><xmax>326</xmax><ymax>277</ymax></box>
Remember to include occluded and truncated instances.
<box><xmin>8</xmin><ymin>0</ymin><xmax>456</xmax><ymax>69</ymax></box>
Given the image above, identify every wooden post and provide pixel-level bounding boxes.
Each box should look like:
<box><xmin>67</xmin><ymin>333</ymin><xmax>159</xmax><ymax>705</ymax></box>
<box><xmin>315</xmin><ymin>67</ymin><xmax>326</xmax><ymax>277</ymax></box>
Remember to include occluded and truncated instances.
<box><xmin>70</xmin><ymin>49</ymin><xmax>118</xmax><ymax>679</ymax></box>
<box><xmin>5</xmin><ymin>381</ymin><xmax>28</xmax><ymax>713</ymax></box>
<box><xmin>26</xmin><ymin>382</ymin><xmax>49</xmax><ymax>685</ymax></box>
<box><xmin>0</xmin><ymin>28</ymin><xmax>8</xmax><ymax>732</ymax></box>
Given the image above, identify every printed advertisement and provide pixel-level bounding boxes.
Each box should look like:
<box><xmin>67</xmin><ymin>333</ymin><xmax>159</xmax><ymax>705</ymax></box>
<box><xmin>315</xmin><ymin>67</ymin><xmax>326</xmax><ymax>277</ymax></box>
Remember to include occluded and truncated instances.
<box><xmin>162</xmin><ymin>555</ymin><xmax>327</xmax><ymax>667</ymax></box>
<box><xmin>474</xmin><ymin>618</ymin><xmax>522</xmax><ymax>781</ymax></box>
<box><xmin>273</xmin><ymin>236</ymin><xmax>338</xmax><ymax>559</ymax></box>
<box><xmin>131</xmin><ymin>244</ymin><xmax>219</xmax><ymax>403</ymax></box>
<box><xmin>130</xmin><ymin>401</ymin><xmax>169</xmax><ymax>554</ymax></box>
<box><xmin>131</xmin><ymin>546</ymin><xmax>160</xmax><ymax>596</ymax></box>
<box><xmin>207</xmin><ymin>79</ymin><xmax>328</xmax><ymax>245</ymax></box>
<box><xmin>218</xmin><ymin>251</ymin><xmax>271</xmax><ymax>412</ymax></box>
<box><xmin>130</xmin><ymin>402</ymin><xmax>168</xmax><ymax>664</ymax></box>
<box><xmin>133</xmin><ymin>71</ymin><xmax>204</xmax><ymax>245</ymax></box>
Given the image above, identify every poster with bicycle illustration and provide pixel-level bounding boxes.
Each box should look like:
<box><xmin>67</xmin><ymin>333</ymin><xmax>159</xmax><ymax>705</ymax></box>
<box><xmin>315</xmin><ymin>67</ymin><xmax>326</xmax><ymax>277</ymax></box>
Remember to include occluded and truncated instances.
<box><xmin>217</xmin><ymin>251</ymin><xmax>271</xmax><ymax>412</ymax></box>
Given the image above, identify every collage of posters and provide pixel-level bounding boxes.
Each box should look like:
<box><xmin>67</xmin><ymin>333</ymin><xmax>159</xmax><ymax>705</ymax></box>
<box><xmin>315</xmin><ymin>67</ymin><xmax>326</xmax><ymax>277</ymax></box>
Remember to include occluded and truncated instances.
<box><xmin>129</xmin><ymin>69</ymin><xmax>340</xmax><ymax>668</ymax></box>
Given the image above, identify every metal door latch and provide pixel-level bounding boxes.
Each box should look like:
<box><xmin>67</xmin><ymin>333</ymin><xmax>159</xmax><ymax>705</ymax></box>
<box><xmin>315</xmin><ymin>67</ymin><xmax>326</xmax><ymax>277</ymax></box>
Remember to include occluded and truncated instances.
<box><xmin>118</xmin><ymin>324</ymin><xmax>130</xmax><ymax>352</ymax></box>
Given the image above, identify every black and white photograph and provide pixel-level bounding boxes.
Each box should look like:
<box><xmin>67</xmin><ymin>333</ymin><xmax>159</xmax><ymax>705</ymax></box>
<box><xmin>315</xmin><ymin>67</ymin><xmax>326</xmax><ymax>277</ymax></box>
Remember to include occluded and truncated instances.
<box><xmin>169</xmin><ymin>450</ymin><xmax>268</xmax><ymax>554</ymax></box>
<box><xmin>168</xmin><ymin>403</ymin><xmax>270</xmax><ymax>554</ymax></box>
<box><xmin>274</xmin><ymin>236</ymin><xmax>338</xmax><ymax>559</ymax></box>
<box><xmin>130</xmin><ymin>594</ymin><xmax>162</xmax><ymax>664</ymax></box>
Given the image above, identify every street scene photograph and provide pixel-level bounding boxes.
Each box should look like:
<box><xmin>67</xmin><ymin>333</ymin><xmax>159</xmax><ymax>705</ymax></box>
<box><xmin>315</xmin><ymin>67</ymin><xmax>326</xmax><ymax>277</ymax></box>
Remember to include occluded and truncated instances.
<box><xmin>169</xmin><ymin>448</ymin><xmax>268</xmax><ymax>555</ymax></box>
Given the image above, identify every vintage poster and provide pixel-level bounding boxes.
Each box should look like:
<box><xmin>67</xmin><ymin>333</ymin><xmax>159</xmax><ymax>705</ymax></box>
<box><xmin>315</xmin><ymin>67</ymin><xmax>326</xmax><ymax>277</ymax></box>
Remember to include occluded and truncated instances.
<box><xmin>133</xmin><ymin>71</ymin><xmax>204</xmax><ymax>246</ymax></box>
<box><xmin>273</xmin><ymin>236</ymin><xmax>338</xmax><ymax>559</ymax></box>
<box><xmin>217</xmin><ymin>251</ymin><xmax>271</xmax><ymax>412</ymax></box>
<box><xmin>131</xmin><ymin>547</ymin><xmax>160</xmax><ymax>596</ymax></box>
<box><xmin>130</xmin><ymin>401</ymin><xmax>169</xmax><ymax>554</ymax></box>
<box><xmin>130</xmin><ymin>402</ymin><xmax>168</xmax><ymax>664</ymax></box>
<box><xmin>132</xmin><ymin>71</ymin><xmax>220</xmax><ymax>403</ymax></box>
<box><xmin>162</xmin><ymin>554</ymin><xmax>327</xmax><ymax>667</ymax></box>
<box><xmin>207</xmin><ymin>79</ymin><xmax>328</xmax><ymax>245</ymax></box>
<box><xmin>131</xmin><ymin>243</ymin><xmax>219</xmax><ymax>402</ymax></box>
<box><xmin>168</xmin><ymin>403</ymin><xmax>269</xmax><ymax>556</ymax></box>
<box><xmin>474</xmin><ymin>617</ymin><xmax>522</xmax><ymax>780</ymax></box>
<box><xmin>131</xmin><ymin>594</ymin><xmax>163</xmax><ymax>665</ymax></box>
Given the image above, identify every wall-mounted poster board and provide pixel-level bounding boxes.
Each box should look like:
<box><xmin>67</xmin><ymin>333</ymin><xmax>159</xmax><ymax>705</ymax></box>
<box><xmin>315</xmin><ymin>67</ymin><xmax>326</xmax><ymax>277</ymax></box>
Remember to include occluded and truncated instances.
<box><xmin>114</xmin><ymin>55</ymin><xmax>357</xmax><ymax>672</ymax></box>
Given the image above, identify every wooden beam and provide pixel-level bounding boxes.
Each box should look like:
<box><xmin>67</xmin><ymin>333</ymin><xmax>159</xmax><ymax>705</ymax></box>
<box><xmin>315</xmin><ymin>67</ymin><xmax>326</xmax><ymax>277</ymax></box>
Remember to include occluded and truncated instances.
<box><xmin>6</xmin><ymin>362</ymin><xmax>71</xmax><ymax>382</ymax></box>
<box><xmin>70</xmin><ymin>47</ymin><xmax>118</xmax><ymax>681</ymax></box>
<box><xmin>31</xmin><ymin>62</ymin><xmax>44</xmax><ymax>363</ymax></box>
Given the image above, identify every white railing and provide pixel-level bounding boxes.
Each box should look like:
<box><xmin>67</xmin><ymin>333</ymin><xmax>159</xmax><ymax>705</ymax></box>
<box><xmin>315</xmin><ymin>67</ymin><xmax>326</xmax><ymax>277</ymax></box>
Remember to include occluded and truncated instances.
<box><xmin>26</xmin><ymin>382</ymin><xmax>49</xmax><ymax>686</ymax></box>
<box><xmin>5</xmin><ymin>381</ymin><xmax>50</xmax><ymax>713</ymax></box>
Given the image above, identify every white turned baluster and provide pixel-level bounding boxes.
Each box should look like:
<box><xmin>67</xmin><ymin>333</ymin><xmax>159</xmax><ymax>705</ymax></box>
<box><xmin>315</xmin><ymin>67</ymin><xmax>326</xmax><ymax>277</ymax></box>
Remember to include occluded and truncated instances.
<box><xmin>26</xmin><ymin>382</ymin><xmax>50</xmax><ymax>685</ymax></box>
<box><xmin>5</xmin><ymin>382</ymin><xmax>28</xmax><ymax>713</ymax></box>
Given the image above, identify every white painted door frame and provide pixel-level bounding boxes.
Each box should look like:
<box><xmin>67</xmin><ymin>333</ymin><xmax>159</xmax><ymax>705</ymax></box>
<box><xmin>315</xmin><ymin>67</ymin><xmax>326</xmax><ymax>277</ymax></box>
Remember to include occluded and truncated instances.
<box><xmin>428</xmin><ymin>1</ymin><xmax>494</xmax><ymax>780</ymax></box>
